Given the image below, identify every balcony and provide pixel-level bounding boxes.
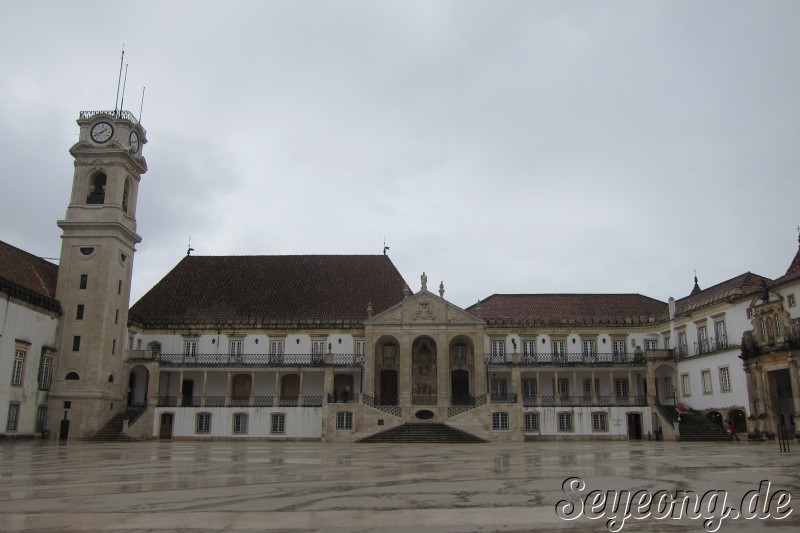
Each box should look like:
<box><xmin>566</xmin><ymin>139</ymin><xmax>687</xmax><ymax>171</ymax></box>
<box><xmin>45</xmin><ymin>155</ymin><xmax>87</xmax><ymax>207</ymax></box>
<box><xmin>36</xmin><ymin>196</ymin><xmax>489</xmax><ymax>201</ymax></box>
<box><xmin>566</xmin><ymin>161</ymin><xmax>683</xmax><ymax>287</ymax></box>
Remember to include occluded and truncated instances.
<box><xmin>676</xmin><ymin>337</ymin><xmax>735</xmax><ymax>359</ymax></box>
<box><xmin>155</xmin><ymin>353</ymin><xmax>365</xmax><ymax>368</ymax></box>
<box><xmin>484</xmin><ymin>352</ymin><xmax>646</xmax><ymax>366</ymax></box>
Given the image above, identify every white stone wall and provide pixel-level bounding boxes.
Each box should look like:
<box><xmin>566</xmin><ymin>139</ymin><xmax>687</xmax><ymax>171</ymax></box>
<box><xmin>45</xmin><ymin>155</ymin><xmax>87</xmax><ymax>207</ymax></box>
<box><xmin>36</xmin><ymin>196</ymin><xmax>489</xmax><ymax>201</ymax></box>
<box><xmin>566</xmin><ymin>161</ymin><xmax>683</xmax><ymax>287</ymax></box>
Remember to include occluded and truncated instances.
<box><xmin>0</xmin><ymin>297</ymin><xmax>59</xmax><ymax>436</ymax></box>
<box><xmin>675</xmin><ymin>349</ymin><xmax>749</xmax><ymax>414</ymax></box>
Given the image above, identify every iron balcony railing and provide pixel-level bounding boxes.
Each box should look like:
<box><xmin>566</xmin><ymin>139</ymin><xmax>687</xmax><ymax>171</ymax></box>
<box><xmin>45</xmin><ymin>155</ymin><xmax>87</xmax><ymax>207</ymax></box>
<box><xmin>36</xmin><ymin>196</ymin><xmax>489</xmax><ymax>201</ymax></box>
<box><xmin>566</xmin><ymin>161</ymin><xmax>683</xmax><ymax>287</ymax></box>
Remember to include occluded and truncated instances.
<box><xmin>412</xmin><ymin>395</ymin><xmax>438</xmax><ymax>406</ymax></box>
<box><xmin>676</xmin><ymin>337</ymin><xmax>733</xmax><ymax>359</ymax></box>
<box><xmin>485</xmin><ymin>352</ymin><xmax>646</xmax><ymax>366</ymax></box>
<box><xmin>79</xmin><ymin>110</ymin><xmax>146</xmax><ymax>134</ymax></box>
<box><xmin>156</xmin><ymin>353</ymin><xmax>365</xmax><ymax>367</ymax></box>
<box><xmin>519</xmin><ymin>395</ymin><xmax>647</xmax><ymax>407</ymax></box>
<box><xmin>156</xmin><ymin>395</ymin><xmax>325</xmax><ymax>408</ymax></box>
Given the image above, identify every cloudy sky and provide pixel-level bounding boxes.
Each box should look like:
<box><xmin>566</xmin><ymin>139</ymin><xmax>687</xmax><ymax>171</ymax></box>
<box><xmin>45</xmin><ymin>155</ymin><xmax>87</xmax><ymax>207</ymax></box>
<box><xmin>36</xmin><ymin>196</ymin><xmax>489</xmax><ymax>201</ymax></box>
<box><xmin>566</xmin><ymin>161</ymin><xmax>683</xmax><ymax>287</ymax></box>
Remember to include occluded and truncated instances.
<box><xmin>1</xmin><ymin>1</ymin><xmax>798</xmax><ymax>309</ymax></box>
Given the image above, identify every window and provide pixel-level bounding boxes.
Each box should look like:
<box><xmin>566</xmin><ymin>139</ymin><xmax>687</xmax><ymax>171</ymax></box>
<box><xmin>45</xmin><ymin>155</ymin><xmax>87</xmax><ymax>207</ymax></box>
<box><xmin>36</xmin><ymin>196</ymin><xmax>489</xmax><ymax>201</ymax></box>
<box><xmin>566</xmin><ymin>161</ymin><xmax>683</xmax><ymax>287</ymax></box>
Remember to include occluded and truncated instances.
<box><xmin>702</xmin><ymin>370</ymin><xmax>713</xmax><ymax>394</ymax></box>
<box><xmin>582</xmin><ymin>340</ymin><xmax>596</xmax><ymax>355</ymax></box>
<box><xmin>118</xmin><ymin>280</ymin><xmax>122</xmax><ymax>295</ymax></box>
<box><xmin>491</xmin><ymin>412</ymin><xmax>509</xmax><ymax>430</ymax></box>
<box><xmin>557</xmin><ymin>378</ymin><xmax>569</xmax><ymax>398</ymax></box>
<box><xmin>775</xmin><ymin>317</ymin><xmax>783</xmax><ymax>338</ymax></box>
<box><xmin>38</xmin><ymin>356</ymin><xmax>53</xmax><ymax>390</ymax></box>
<box><xmin>354</xmin><ymin>340</ymin><xmax>365</xmax><ymax>356</ymax></box>
<box><xmin>382</xmin><ymin>344</ymin><xmax>396</xmax><ymax>365</ymax></box>
<box><xmin>714</xmin><ymin>321</ymin><xmax>728</xmax><ymax>348</ymax></box>
<box><xmin>6</xmin><ymin>403</ymin><xmax>20</xmax><ymax>431</ymax></box>
<box><xmin>591</xmin><ymin>412</ymin><xmax>607</xmax><ymax>432</ymax></box>
<box><xmin>644</xmin><ymin>339</ymin><xmax>657</xmax><ymax>351</ymax></box>
<box><xmin>65</xmin><ymin>371</ymin><xmax>80</xmax><ymax>380</ymax></box>
<box><xmin>558</xmin><ymin>412</ymin><xmax>573</xmax><ymax>431</ymax></box>
<box><xmin>524</xmin><ymin>412</ymin><xmax>539</xmax><ymax>431</ymax></box>
<box><xmin>11</xmin><ymin>350</ymin><xmax>25</xmax><ymax>385</ymax></box>
<box><xmin>312</xmin><ymin>340</ymin><xmax>325</xmax><ymax>355</ymax></box>
<box><xmin>759</xmin><ymin>318</ymin><xmax>767</xmax><ymax>340</ymax></box>
<box><xmin>72</xmin><ymin>336</ymin><xmax>81</xmax><ymax>351</ymax></box>
<box><xmin>114</xmin><ymin>309</ymin><xmax>119</xmax><ymax>325</ymax></box>
<box><xmin>719</xmin><ymin>367</ymin><xmax>731</xmax><ymax>392</ymax></box>
<box><xmin>523</xmin><ymin>379</ymin><xmax>537</xmax><ymax>398</ymax></box>
<box><xmin>491</xmin><ymin>378</ymin><xmax>507</xmax><ymax>396</ymax></box>
<box><xmin>491</xmin><ymin>340</ymin><xmax>505</xmax><ymax>358</ymax></box>
<box><xmin>664</xmin><ymin>336</ymin><xmax>670</xmax><ymax>349</ymax></box>
<box><xmin>79</xmin><ymin>274</ymin><xmax>88</xmax><ymax>290</ymax></box>
<box><xmin>612</xmin><ymin>340</ymin><xmax>626</xmax><ymax>356</ymax></box>
<box><xmin>271</xmin><ymin>413</ymin><xmax>286</xmax><ymax>434</ymax></box>
<box><xmin>336</xmin><ymin>411</ymin><xmax>353</xmax><ymax>430</ymax></box>
<box><xmin>789</xmin><ymin>294</ymin><xmax>797</xmax><ymax>308</ymax></box>
<box><xmin>76</xmin><ymin>304</ymin><xmax>84</xmax><ymax>320</ymax></box>
<box><xmin>112</xmin><ymin>339</ymin><xmax>116</xmax><ymax>355</ymax></box>
<box><xmin>552</xmin><ymin>340</ymin><xmax>566</xmax><ymax>356</ymax></box>
<box><xmin>454</xmin><ymin>343</ymin><xmax>467</xmax><ymax>364</ymax></box>
<box><xmin>230</xmin><ymin>340</ymin><xmax>243</xmax><ymax>356</ymax></box>
<box><xmin>697</xmin><ymin>325</ymin><xmax>708</xmax><ymax>352</ymax></box>
<box><xmin>270</xmin><ymin>340</ymin><xmax>285</xmax><ymax>355</ymax></box>
<box><xmin>681</xmin><ymin>373</ymin><xmax>691</xmax><ymax>397</ymax></box>
<box><xmin>196</xmin><ymin>412</ymin><xmax>211</xmax><ymax>433</ymax></box>
<box><xmin>36</xmin><ymin>405</ymin><xmax>47</xmax><ymax>433</ymax></box>
<box><xmin>184</xmin><ymin>340</ymin><xmax>198</xmax><ymax>356</ymax></box>
<box><xmin>615</xmin><ymin>379</ymin><xmax>629</xmax><ymax>398</ymax></box>
<box><xmin>583</xmin><ymin>378</ymin><xmax>599</xmax><ymax>395</ymax></box>
<box><xmin>678</xmin><ymin>332</ymin><xmax>687</xmax><ymax>355</ymax></box>
<box><xmin>233</xmin><ymin>413</ymin><xmax>248</xmax><ymax>434</ymax></box>
<box><xmin>522</xmin><ymin>340</ymin><xmax>536</xmax><ymax>357</ymax></box>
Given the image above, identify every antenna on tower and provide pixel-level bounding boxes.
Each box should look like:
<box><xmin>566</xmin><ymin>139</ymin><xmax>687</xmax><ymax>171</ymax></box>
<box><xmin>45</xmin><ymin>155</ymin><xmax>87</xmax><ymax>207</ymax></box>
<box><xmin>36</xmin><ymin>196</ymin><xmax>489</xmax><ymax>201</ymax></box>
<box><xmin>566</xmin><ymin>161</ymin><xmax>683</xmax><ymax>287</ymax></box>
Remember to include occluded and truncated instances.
<box><xmin>114</xmin><ymin>45</ymin><xmax>125</xmax><ymax>115</ymax></box>
<box><xmin>119</xmin><ymin>64</ymin><xmax>129</xmax><ymax>114</ymax></box>
<box><xmin>139</xmin><ymin>86</ymin><xmax>146</xmax><ymax>123</ymax></box>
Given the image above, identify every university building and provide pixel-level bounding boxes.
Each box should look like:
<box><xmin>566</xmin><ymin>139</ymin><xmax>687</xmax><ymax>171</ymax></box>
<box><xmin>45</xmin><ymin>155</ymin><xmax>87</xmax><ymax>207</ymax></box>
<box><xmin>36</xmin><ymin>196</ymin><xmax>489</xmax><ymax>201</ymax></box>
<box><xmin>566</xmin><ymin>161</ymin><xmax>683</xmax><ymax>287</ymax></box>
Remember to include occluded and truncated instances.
<box><xmin>1</xmin><ymin>108</ymin><xmax>799</xmax><ymax>442</ymax></box>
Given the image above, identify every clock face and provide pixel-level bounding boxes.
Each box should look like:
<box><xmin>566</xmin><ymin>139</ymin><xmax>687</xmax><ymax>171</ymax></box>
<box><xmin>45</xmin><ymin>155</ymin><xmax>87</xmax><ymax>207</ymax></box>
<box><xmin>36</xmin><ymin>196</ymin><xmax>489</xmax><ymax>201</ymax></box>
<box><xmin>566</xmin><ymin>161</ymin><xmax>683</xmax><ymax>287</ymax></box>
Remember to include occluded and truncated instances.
<box><xmin>90</xmin><ymin>122</ymin><xmax>113</xmax><ymax>143</ymax></box>
<box><xmin>129</xmin><ymin>131</ymin><xmax>140</xmax><ymax>153</ymax></box>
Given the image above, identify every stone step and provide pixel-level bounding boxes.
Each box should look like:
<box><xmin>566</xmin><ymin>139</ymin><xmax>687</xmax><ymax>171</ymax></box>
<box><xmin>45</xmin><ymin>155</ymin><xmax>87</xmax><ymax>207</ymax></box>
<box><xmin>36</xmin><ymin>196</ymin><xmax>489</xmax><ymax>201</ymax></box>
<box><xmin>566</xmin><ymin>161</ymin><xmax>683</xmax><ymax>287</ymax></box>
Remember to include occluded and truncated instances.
<box><xmin>359</xmin><ymin>423</ymin><xmax>486</xmax><ymax>443</ymax></box>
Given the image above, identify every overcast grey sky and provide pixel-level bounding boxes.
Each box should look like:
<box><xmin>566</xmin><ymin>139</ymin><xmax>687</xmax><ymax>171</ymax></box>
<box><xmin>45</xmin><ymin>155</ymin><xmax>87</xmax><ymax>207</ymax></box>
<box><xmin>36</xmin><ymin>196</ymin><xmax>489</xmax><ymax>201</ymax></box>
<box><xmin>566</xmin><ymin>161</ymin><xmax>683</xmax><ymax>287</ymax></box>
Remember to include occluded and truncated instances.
<box><xmin>1</xmin><ymin>1</ymin><xmax>798</xmax><ymax>308</ymax></box>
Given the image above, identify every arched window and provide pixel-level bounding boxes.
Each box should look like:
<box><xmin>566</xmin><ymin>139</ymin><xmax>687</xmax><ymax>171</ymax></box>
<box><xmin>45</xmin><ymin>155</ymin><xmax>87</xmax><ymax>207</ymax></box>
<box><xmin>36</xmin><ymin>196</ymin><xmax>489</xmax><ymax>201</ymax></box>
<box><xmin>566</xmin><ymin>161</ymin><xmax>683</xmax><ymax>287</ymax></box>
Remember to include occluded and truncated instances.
<box><xmin>65</xmin><ymin>371</ymin><xmax>80</xmax><ymax>381</ymax></box>
<box><xmin>87</xmin><ymin>172</ymin><xmax>107</xmax><ymax>204</ymax></box>
<box><xmin>107</xmin><ymin>374</ymin><xmax>115</xmax><ymax>383</ymax></box>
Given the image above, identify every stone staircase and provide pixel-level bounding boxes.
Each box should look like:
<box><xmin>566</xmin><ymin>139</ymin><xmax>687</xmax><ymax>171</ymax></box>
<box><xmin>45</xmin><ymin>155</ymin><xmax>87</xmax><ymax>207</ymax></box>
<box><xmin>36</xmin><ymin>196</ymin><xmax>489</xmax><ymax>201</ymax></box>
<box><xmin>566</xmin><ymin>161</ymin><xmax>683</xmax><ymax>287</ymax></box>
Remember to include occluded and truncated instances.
<box><xmin>677</xmin><ymin>412</ymin><xmax>731</xmax><ymax>442</ymax></box>
<box><xmin>358</xmin><ymin>423</ymin><xmax>487</xmax><ymax>443</ymax></box>
<box><xmin>85</xmin><ymin>407</ymin><xmax>146</xmax><ymax>442</ymax></box>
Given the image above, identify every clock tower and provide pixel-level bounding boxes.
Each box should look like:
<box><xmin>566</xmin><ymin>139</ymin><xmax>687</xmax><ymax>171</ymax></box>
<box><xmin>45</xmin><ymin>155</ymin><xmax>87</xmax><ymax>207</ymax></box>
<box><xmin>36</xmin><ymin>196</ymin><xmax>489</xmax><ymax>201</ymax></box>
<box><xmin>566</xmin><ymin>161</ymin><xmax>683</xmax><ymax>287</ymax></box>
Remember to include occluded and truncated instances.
<box><xmin>47</xmin><ymin>110</ymin><xmax>147</xmax><ymax>439</ymax></box>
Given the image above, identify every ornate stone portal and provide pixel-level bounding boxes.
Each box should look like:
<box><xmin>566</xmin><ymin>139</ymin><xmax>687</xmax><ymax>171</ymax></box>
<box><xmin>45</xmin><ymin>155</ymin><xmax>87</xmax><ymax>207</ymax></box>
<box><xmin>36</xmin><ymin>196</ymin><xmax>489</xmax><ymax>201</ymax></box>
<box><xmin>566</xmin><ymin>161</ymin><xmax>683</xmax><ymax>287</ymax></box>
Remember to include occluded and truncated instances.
<box><xmin>412</xmin><ymin>337</ymin><xmax>437</xmax><ymax>396</ymax></box>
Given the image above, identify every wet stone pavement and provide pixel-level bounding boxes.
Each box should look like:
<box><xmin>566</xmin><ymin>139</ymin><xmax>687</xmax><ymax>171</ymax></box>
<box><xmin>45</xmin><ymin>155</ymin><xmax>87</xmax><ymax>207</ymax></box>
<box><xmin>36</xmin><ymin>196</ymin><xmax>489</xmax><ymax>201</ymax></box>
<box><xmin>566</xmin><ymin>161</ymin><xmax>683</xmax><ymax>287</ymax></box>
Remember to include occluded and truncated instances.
<box><xmin>0</xmin><ymin>439</ymin><xmax>798</xmax><ymax>532</ymax></box>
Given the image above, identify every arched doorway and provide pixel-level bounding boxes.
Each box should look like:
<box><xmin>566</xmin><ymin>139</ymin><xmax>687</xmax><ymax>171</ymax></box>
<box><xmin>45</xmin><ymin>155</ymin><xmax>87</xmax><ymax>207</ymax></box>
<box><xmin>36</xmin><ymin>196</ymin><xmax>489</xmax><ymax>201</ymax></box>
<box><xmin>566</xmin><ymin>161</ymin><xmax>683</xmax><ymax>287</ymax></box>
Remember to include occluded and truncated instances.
<box><xmin>380</xmin><ymin>370</ymin><xmax>398</xmax><ymax>405</ymax></box>
<box><xmin>728</xmin><ymin>409</ymin><xmax>747</xmax><ymax>433</ymax></box>
<box><xmin>706</xmin><ymin>411</ymin><xmax>723</xmax><ymax>427</ymax></box>
<box><xmin>128</xmin><ymin>365</ymin><xmax>149</xmax><ymax>407</ymax></box>
<box><xmin>451</xmin><ymin>370</ymin><xmax>470</xmax><ymax>404</ymax></box>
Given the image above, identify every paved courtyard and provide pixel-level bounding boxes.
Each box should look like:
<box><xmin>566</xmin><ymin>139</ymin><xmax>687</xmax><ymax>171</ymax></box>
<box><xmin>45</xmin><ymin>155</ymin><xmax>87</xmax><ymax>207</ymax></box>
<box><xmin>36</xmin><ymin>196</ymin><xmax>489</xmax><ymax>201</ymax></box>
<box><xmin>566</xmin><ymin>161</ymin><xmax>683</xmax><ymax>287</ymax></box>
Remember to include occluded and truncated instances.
<box><xmin>0</xmin><ymin>439</ymin><xmax>798</xmax><ymax>532</ymax></box>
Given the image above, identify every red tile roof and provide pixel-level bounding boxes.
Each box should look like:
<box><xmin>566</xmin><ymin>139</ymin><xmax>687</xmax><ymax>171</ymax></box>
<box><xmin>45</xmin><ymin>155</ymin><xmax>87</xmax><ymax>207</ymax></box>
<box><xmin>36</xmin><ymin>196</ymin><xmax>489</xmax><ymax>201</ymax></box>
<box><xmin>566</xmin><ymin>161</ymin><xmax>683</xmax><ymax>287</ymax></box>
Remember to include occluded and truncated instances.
<box><xmin>129</xmin><ymin>255</ymin><xmax>408</xmax><ymax>327</ymax></box>
<box><xmin>466</xmin><ymin>293</ymin><xmax>668</xmax><ymax>325</ymax></box>
<box><xmin>0</xmin><ymin>239</ymin><xmax>60</xmax><ymax>313</ymax></box>
<box><xmin>674</xmin><ymin>272</ymin><xmax>770</xmax><ymax>316</ymax></box>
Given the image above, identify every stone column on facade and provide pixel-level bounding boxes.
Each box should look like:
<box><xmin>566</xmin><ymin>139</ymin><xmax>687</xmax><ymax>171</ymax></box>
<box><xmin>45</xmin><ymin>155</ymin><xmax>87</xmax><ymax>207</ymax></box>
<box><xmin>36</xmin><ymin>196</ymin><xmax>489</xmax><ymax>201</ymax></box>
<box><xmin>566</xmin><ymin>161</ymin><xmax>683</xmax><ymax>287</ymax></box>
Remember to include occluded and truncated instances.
<box><xmin>225</xmin><ymin>371</ymin><xmax>232</xmax><ymax>407</ymax></box>
<box><xmin>250</xmin><ymin>371</ymin><xmax>256</xmax><ymax>406</ymax></box>
<box><xmin>572</xmin><ymin>371</ymin><xmax>578</xmax><ymax>405</ymax></box>
<box><xmin>788</xmin><ymin>352</ymin><xmax>800</xmax><ymax>419</ymax></box>
<box><xmin>201</xmin><ymin>371</ymin><xmax>208</xmax><ymax>407</ymax></box>
<box><xmin>645</xmin><ymin>363</ymin><xmax>657</xmax><ymax>407</ymax></box>
<box><xmin>298</xmin><ymin>371</ymin><xmax>305</xmax><ymax>406</ymax></box>
<box><xmin>274</xmin><ymin>372</ymin><xmax>281</xmax><ymax>404</ymax></box>
<box><xmin>755</xmin><ymin>362</ymin><xmax>769</xmax><ymax>432</ymax></box>
<box><xmin>363</xmin><ymin>333</ymin><xmax>374</xmax><ymax>395</ymax></box>
<box><xmin>628</xmin><ymin>370</ymin><xmax>633</xmax><ymax>403</ymax></box>
<box><xmin>535</xmin><ymin>370</ymin><xmax>541</xmax><ymax>406</ymax></box>
<box><xmin>399</xmin><ymin>331</ymin><xmax>412</xmax><ymax>407</ymax></box>
<box><xmin>177</xmin><ymin>370</ymin><xmax>184</xmax><ymax>407</ymax></box>
<box><xmin>324</xmin><ymin>367</ymin><xmax>334</xmax><ymax>403</ymax></box>
<box><xmin>591</xmin><ymin>370</ymin><xmax>598</xmax><ymax>404</ymax></box>
<box><xmin>554</xmin><ymin>370</ymin><xmax>560</xmax><ymax>406</ymax></box>
<box><xmin>437</xmin><ymin>329</ymin><xmax>449</xmax><ymax>407</ymax></box>
<box><xmin>473</xmin><ymin>334</ymin><xmax>486</xmax><ymax>397</ymax></box>
<box><xmin>743</xmin><ymin>362</ymin><xmax>758</xmax><ymax>427</ymax></box>
<box><xmin>609</xmin><ymin>371</ymin><xmax>615</xmax><ymax>406</ymax></box>
<box><xmin>511</xmin><ymin>367</ymin><xmax>522</xmax><ymax>403</ymax></box>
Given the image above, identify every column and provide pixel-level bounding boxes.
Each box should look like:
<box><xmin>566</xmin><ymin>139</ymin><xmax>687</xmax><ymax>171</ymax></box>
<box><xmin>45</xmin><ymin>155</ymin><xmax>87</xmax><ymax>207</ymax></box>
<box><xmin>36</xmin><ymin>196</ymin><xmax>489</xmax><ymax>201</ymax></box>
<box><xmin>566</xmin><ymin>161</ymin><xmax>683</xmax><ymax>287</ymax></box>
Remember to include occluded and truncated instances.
<box><xmin>324</xmin><ymin>367</ymin><xmax>334</xmax><ymax>403</ymax></box>
<box><xmin>535</xmin><ymin>370</ymin><xmax>540</xmax><ymax>406</ymax></box>
<box><xmin>511</xmin><ymin>367</ymin><xmax>522</xmax><ymax>403</ymax></box>
<box><xmin>225</xmin><ymin>371</ymin><xmax>232</xmax><ymax>407</ymax></box>
<box><xmin>609</xmin><ymin>372</ymin><xmax>615</xmax><ymax>406</ymax></box>
<box><xmin>788</xmin><ymin>353</ymin><xmax>800</xmax><ymax>420</ymax></box>
<box><xmin>473</xmin><ymin>334</ymin><xmax>487</xmax><ymax>398</ymax></box>
<box><xmin>201</xmin><ymin>371</ymin><xmax>208</xmax><ymax>407</ymax></box>
<box><xmin>628</xmin><ymin>370</ymin><xmax>633</xmax><ymax>405</ymax></box>
<box><xmin>275</xmin><ymin>372</ymin><xmax>281</xmax><ymax>405</ymax></box>
<box><xmin>250</xmin><ymin>371</ymin><xmax>256</xmax><ymax>406</ymax></box>
<box><xmin>591</xmin><ymin>371</ymin><xmax>597</xmax><ymax>404</ymax></box>
<box><xmin>399</xmin><ymin>332</ymin><xmax>412</xmax><ymax>406</ymax></box>
<box><xmin>437</xmin><ymin>330</ymin><xmax>449</xmax><ymax>406</ymax></box>
<box><xmin>554</xmin><ymin>370</ymin><xmax>559</xmax><ymax>406</ymax></box>
<box><xmin>298</xmin><ymin>371</ymin><xmax>305</xmax><ymax>406</ymax></box>
<box><xmin>177</xmin><ymin>370</ymin><xmax>184</xmax><ymax>406</ymax></box>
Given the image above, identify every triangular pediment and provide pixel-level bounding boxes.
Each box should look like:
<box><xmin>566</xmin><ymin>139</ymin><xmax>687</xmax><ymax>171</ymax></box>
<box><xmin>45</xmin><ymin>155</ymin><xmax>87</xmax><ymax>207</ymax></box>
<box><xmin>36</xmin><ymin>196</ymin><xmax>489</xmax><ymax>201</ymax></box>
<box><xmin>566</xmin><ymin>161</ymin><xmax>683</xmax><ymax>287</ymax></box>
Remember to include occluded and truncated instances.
<box><xmin>366</xmin><ymin>289</ymin><xmax>484</xmax><ymax>325</ymax></box>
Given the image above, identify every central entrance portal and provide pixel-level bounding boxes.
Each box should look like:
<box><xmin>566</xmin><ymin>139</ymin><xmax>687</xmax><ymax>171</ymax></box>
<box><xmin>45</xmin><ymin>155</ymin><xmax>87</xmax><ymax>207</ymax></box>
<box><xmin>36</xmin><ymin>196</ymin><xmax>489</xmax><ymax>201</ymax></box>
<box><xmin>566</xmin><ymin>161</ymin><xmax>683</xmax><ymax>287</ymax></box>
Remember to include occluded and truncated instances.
<box><xmin>412</xmin><ymin>337</ymin><xmax>437</xmax><ymax>400</ymax></box>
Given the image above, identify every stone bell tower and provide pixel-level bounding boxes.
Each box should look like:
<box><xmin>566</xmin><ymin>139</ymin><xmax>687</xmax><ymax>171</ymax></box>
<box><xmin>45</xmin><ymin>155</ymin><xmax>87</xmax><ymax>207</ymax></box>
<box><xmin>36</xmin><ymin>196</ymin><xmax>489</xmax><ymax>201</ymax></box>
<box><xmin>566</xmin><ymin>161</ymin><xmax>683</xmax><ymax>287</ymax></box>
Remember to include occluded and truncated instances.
<box><xmin>47</xmin><ymin>110</ymin><xmax>147</xmax><ymax>439</ymax></box>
